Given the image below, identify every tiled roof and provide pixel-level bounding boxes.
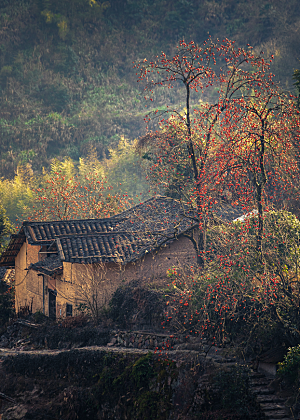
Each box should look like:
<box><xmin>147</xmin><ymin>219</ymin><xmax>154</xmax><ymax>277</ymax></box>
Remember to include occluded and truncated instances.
<box><xmin>0</xmin><ymin>215</ymin><xmax>123</xmax><ymax>267</ymax></box>
<box><xmin>38</xmin><ymin>196</ymin><xmax>197</xmax><ymax>265</ymax></box>
<box><xmin>53</xmin><ymin>230</ymin><xmax>178</xmax><ymax>264</ymax></box>
<box><xmin>29</xmin><ymin>256</ymin><xmax>63</xmax><ymax>276</ymax></box>
<box><xmin>22</xmin><ymin>218</ymin><xmax>122</xmax><ymax>245</ymax></box>
<box><xmin>0</xmin><ymin>233</ymin><xmax>26</xmax><ymax>267</ymax></box>
<box><xmin>0</xmin><ymin>196</ymin><xmax>195</xmax><ymax>267</ymax></box>
<box><xmin>0</xmin><ymin>196</ymin><xmax>243</xmax><ymax>268</ymax></box>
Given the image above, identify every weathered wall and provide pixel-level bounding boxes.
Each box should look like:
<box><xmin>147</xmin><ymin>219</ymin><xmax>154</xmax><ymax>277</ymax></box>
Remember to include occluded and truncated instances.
<box><xmin>68</xmin><ymin>236</ymin><xmax>196</xmax><ymax>315</ymax></box>
<box><xmin>26</xmin><ymin>242</ymin><xmax>40</xmax><ymax>266</ymax></box>
<box><xmin>15</xmin><ymin>241</ymin><xmax>48</xmax><ymax>315</ymax></box>
<box><xmin>15</xmin><ymin>242</ymin><xmax>27</xmax><ymax>312</ymax></box>
<box><xmin>56</xmin><ymin>271</ymin><xmax>76</xmax><ymax>318</ymax></box>
<box><xmin>118</xmin><ymin>235</ymin><xmax>197</xmax><ymax>284</ymax></box>
<box><xmin>15</xmin><ymin>235</ymin><xmax>197</xmax><ymax>318</ymax></box>
<box><xmin>24</xmin><ymin>269</ymin><xmax>43</xmax><ymax>314</ymax></box>
<box><xmin>15</xmin><ymin>241</ymin><xmax>41</xmax><ymax>313</ymax></box>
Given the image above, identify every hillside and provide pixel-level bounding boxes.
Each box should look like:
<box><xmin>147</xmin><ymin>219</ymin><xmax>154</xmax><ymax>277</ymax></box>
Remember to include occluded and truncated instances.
<box><xmin>0</xmin><ymin>0</ymin><xmax>299</xmax><ymax>179</ymax></box>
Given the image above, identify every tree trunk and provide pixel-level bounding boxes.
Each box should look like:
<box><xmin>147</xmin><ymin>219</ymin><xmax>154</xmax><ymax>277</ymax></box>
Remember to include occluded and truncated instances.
<box><xmin>197</xmin><ymin>227</ymin><xmax>206</xmax><ymax>268</ymax></box>
<box><xmin>256</xmin><ymin>182</ymin><xmax>264</xmax><ymax>255</ymax></box>
<box><xmin>255</xmin><ymin>130</ymin><xmax>267</xmax><ymax>257</ymax></box>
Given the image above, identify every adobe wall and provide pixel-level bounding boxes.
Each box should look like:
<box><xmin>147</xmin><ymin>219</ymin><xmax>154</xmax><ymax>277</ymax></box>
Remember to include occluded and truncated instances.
<box><xmin>26</xmin><ymin>242</ymin><xmax>40</xmax><ymax>266</ymax></box>
<box><xmin>15</xmin><ymin>235</ymin><xmax>197</xmax><ymax>318</ymax></box>
<box><xmin>15</xmin><ymin>241</ymin><xmax>47</xmax><ymax>315</ymax></box>
<box><xmin>24</xmin><ymin>269</ymin><xmax>43</xmax><ymax>314</ymax></box>
<box><xmin>56</xmin><ymin>272</ymin><xmax>77</xmax><ymax>318</ymax></box>
<box><xmin>14</xmin><ymin>239</ymin><xmax>76</xmax><ymax>318</ymax></box>
<box><xmin>68</xmin><ymin>235</ymin><xmax>197</xmax><ymax>315</ymax></box>
<box><xmin>26</xmin><ymin>243</ymin><xmax>44</xmax><ymax>313</ymax></box>
<box><xmin>15</xmin><ymin>242</ymin><xmax>27</xmax><ymax>312</ymax></box>
<box><xmin>119</xmin><ymin>235</ymin><xmax>197</xmax><ymax>285</ymax></box>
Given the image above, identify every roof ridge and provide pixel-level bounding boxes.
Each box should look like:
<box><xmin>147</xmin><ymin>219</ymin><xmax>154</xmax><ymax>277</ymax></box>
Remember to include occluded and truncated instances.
<box><xmin>52</xmin><ymin>230</ymin><xmax>169</xmax><ymax>238</ymax></box>
<box><xmin>117</xmin><ymin>195</ymin><xmax>182</xmax><ymax>212</ymax></box>
<box><xmin>0</xmin><ymin>195</ymin><xmax>198</xmax><ymax>267</ymax></box>
<box><xmin>22</xmin><ymin>217</ymin><xmax>124</xmax><ymax>226</ymax></box>
<box><xmin>20</xmin><ymin>195</ymin><xmax>180</xmax><ymax>227</ymax></box>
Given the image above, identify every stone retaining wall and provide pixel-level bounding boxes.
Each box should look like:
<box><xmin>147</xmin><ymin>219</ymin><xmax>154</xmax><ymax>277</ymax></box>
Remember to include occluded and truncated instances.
<box><xmin>107</xmin><ymin>330</ymin><xmax>202</xmax><ymax>350</ymax></box>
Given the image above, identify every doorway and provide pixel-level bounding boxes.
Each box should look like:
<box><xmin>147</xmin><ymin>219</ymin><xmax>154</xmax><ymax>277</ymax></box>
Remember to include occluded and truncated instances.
<box><xmin>49</xmin><ymin>290</ymin><xmax>57</xmax><ymax>320</ymax></box>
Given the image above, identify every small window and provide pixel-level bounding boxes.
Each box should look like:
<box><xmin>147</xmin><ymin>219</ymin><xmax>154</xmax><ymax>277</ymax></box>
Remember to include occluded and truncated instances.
<box><xmin>66</xmin><ymin>303</ymin><xmax>73</xmax><ymax>317</ymax></box>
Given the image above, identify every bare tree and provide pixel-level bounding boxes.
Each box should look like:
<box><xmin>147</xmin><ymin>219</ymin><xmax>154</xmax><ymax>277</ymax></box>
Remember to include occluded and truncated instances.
<box><xmin>74</xmin><ymin>262</ymin><xmax>112</xmax><ymax>322</ymax></box>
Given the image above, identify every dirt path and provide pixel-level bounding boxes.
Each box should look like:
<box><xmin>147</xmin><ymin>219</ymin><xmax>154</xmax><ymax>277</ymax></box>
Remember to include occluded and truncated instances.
<box><xmin>0</xmin><ymin>345</ymin><xmax>213</xmax><ymax>365</ymax></box>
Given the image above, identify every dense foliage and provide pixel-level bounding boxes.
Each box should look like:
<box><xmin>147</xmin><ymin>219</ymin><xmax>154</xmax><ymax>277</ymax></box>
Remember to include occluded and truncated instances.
<box><xmin>0</xmin><ymin>281</ymin><xmax>14</xmax><ymax>326</ymax></box>
<box><xmin>0</xmin><ymin>141</ymin><xmax>148</xmax><ymax>225</ymax></box>
<box><xmin>0</xmin><ymin>0</ymin><xmax>299</xmax><ymax>180</ymax></box>
<box><xmin>164</xmin><ymin>211</ymin><xmax>300</xmax><ymax>352</ymax></box>
<box><xmin>137</xmin><ymin>39</ymin><xmax>300</xmax><ymax>269</ymax></box>
<box><xmin>278</xmin><ymin>344</ymin><xmax>300</xmax><ymax>384</ymax></box>
<box><xmin>0</xmin><ymin>202</ymin><xmax>14</xmax><ymax>253</ymax></box>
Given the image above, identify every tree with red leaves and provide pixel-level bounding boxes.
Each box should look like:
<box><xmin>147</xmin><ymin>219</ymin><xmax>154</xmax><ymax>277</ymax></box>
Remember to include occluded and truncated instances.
<box><xmin>135</xmin><ymin>38</ymin><xmax>225</xmax><ymax>267</ymax></box>
<box><xmin>135</xmin><ymin>39</ymin><xmax>300</xmax><ymax>352</ymax></box>
<box><xmin>216</xmin><ymin>72</ymin><xmax>300</xmax><ymax>255</ymax></box>
<box><xmin>164</xmin><ymin>209</ymin><xmax>300</xmax><ymax>349</ymax></box>
<box><xmin>135</xmin><ymin>39</ymin><xmax>300</xmax><ymax>265</ymax></box>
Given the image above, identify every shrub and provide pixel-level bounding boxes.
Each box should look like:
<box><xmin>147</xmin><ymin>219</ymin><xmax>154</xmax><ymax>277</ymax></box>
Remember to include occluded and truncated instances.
<box><xmin>32</xmin><ymin>310</ymin><xmax>48</xmax><ymax>324</ymax></box>
<box><xmin>109</xmin><ymin>282</ymin><xmax>165</xmax><ymax>329</ymax></box>
<box><xmin>214</xmin><ymin>367</ymin><xmax>250</xmax><ymax>412</ymax></box>
<box><xmin>0</xmin><ymin>281</ymin><xmax>14</xmax><ymax>326</ymax></box>
<box><xmin>164</xmin><ymin>211</ymin><xmax>300</xmax><ymax>350</ymax></box>
<box><xmin>278</xmin><ymin>345</ymin><xmax>300</xmax><ymax>384</ymax></box>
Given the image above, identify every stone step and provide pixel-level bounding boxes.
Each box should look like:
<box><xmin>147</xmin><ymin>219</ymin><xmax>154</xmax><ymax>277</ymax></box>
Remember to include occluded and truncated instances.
<box><xmin>260</xmin><ymin>403</ymin><xmax>287</xmax><ymax>411</ymax></box>
<box><xmin>250</xmin><ymin>378</ymin><xmax>270</xmax><ymax>386</ymax></box>
<box><xmin>264</xmin><ymin>410</ymin><xmax>291</xmax><ymax>419</ymax></box>
<box><xmin>249</xmin><ymin>371</ymin><xmax>265</xmax><ymax>377</ymax></box>
<box><xmin>251</xmin><ymin>386</ymin><xmax>275</xmax><ymax>395</ymax></box>
<box><xmin>256</xmin><ymin>394</ymin><xmax>284</xmax><ymax>403</ymax></box>
<box><xmin>248</xmin><ymin>369</ymin><xmax>293</xmax><ymax>419</ymax></box>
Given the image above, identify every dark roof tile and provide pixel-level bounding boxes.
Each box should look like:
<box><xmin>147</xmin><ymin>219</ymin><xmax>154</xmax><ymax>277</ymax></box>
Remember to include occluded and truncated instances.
<box><xmin>0</xmin><ymin>196</ymin><xmax>243</xmax><ymax>267</ymax></box>
<box><xmin>29</xmin><ymin>256</ymin><xmax>63</xmax><ymax>276</ymax></box>
<box><xmin>54</xmin><ymin>228</ymin><xmax>182</xmax><ymax>264</ymax></box>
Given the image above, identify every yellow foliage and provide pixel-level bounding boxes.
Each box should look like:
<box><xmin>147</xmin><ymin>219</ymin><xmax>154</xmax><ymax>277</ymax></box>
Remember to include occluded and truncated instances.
<box><xmin>41</xmin><ymin>10</ymin><xmax>54</xmax><ymax>23</ymax></box>
<box><xmin>41</xmin><ymin>10</ymin><xmax>69</xmax><ymax>40</ymax></box>
<box><xmin>78</xmin><ymin>148</ymin><xmax>105</xmax><ymax>179</ymax></box>
<box><xmin>0</xmin><ymin>170</ymin><xmax>35</xmax><ymax>225</ymax></box>
<box><xmin>50</xmin><ymin>158</ymin><xmax>75</xmax><ymax>179</ymax></box>
<box><xmin>57</xmin><ymin>19</ymin><xmax>68</xmax><ymax>40</ymax></box>
<box><xmin>88</xmin><ymin>0</ymin><xmax>110</xmax><ymax>12</ymax></box>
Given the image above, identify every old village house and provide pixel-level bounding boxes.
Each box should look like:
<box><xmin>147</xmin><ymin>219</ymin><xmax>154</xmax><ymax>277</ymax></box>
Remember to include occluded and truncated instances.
<box><xmin>0</xmin><ymin>196</ymin><xmax>202</xmax><ymax>319</ymax></box>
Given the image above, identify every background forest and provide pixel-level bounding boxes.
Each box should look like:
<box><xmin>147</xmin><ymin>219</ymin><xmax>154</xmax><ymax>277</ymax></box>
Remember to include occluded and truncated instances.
<box><xmin>0</xmin><ymin>0</ymin><xmax>300</xmax><ymax>229</ymax></box>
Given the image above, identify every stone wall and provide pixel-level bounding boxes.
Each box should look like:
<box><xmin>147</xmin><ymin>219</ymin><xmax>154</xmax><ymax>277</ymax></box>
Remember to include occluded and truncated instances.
<box><xmin>107</xmin><ymin>330</ymin><xmax>205</xmax><ymax>352</ymax></box>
